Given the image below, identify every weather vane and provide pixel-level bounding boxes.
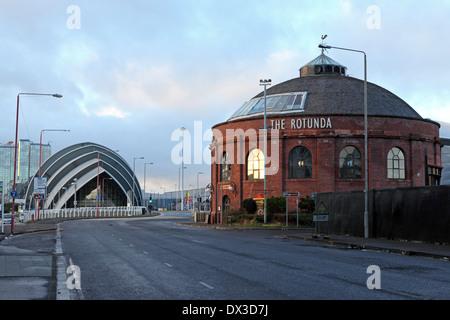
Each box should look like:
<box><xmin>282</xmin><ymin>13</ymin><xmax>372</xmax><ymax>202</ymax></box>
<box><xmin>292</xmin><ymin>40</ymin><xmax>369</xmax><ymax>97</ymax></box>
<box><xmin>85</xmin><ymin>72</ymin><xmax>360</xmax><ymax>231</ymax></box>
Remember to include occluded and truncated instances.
<box><xmin>321</xmin><ymin>35</ymin><xmax>328</xmax><ymax>54</ymax></box>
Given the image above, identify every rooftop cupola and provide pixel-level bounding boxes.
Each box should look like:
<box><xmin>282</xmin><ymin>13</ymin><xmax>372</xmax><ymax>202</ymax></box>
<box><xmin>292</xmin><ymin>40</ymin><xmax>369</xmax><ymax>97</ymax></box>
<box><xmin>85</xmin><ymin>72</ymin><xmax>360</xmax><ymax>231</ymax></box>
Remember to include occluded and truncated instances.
<box><xmin>299</xmin><ymin>53</ymin><xmax>347</xmax><ymax>77</ymax></box>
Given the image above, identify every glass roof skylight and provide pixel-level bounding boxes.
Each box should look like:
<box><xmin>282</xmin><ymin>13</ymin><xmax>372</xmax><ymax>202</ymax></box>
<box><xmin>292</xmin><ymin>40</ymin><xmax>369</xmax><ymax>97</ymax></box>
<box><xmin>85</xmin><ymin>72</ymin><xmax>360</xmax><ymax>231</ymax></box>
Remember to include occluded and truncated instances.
<box><xmin>228</xmin><ymin>92</ymin><xmax>307</xmax><ymax>121</ymax></box>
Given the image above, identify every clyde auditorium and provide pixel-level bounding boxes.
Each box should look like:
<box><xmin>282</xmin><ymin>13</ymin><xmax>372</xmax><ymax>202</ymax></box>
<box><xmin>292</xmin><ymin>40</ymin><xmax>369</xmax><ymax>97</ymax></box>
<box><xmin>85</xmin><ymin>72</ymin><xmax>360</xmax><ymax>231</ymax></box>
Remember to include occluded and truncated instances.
<box><xmin>24</xmin><ymin>142</ymin><xmax>143</xmax><ymax>210</ymax></box>
<box><xmin>210</xmin><ymin>53</ymin><xmax>443</xmax><ymax>217</ymax></box>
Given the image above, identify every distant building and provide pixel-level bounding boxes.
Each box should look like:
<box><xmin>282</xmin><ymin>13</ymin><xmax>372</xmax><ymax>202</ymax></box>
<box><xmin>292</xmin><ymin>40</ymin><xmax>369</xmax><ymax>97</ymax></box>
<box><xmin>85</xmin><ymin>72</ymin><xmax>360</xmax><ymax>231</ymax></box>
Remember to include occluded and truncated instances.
<box><xmin>442</xmin><ymin>138</ymin><xmax>450</xmax><ymax>185</ymax></box>
<box><xmin>24</xmin><ymin>142</ymin><xmax>143</xmax><ymax>210</ymax></box>
<box><xmin>0</xmin><ymin>140</ymin><xmax>51</xmax><ymax>195</ymax></box>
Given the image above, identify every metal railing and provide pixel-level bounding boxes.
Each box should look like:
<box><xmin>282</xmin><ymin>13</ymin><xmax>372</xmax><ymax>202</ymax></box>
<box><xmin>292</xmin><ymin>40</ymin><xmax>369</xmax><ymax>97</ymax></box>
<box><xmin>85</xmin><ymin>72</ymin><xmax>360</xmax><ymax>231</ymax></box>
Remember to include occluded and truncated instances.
<box><xmin>19</xmin><ymin>206</ymin><xmax>146</xmax><ymax>223</ymax></box>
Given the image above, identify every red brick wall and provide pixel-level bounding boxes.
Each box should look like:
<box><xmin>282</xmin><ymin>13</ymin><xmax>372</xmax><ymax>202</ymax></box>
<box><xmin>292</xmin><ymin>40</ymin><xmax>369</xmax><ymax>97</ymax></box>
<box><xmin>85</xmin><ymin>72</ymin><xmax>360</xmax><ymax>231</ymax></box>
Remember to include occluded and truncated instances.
<box><xmin>210</xmin><ymin>115</ymin><xmax>442</xmax><ymax>213</ymax></box>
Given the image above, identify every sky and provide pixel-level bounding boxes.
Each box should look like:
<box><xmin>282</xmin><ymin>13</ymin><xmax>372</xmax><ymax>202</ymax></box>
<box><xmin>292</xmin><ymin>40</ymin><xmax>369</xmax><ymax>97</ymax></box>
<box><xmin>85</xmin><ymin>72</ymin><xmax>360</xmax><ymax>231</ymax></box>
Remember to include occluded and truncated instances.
<box><xmin>1</xmin><ymin>0</ymin><xmax>449</xmax><ymax>195</ymax></box>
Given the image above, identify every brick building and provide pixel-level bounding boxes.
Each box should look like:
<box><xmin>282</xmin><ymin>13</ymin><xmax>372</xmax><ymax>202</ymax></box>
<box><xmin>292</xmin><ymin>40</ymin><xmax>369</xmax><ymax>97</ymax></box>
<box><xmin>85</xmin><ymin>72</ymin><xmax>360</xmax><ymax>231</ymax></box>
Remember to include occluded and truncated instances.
<box><xmin>209</xmin><ymin>54</ymin><xmax>442</xmax><ymax>221</ymax></box>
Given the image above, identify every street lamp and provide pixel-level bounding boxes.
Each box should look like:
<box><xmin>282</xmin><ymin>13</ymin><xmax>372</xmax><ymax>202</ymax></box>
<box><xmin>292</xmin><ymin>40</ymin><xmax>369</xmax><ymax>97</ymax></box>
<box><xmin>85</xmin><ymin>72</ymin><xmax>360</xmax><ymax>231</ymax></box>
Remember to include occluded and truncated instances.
<box><xmin>132</xmin><ymin>157</ymin><xmax>144</xmax><ymax>214</ymax></box>
<box><xmin>160</xmin><ymin>186</ymin><xmax>165</xmax><ymax>209</ymax></box>
<box><xmin>180</xmin><ymin>127</ymin><xmax>186</xmax><ymax>211</ymax></box>
<box><xmin>178</xmin><ymin>166</ymin><xmax>187</xmax><ymax>210</ymax></box>
<box><xmin>71</xmin><ymin>178</ymin><xmax>77</xmax><ymax>211</ymax></box>
<box><xmin>259</xmin><ymin>79</ymin><xmax>271</xmax><ymax>224</ymax></box>
<box><xmin>38</xmin><ymin>129</ymin><xmax>69</xmax><ymax>219</ymax></box>
<box><xmin>197</xmin><ymin>172</ymin><xmax>204</xmax><ymax>212</ymax></box>
<box><xmin>144</xmin><ymin>162</ymin><xmax>154</xmax><ymax>206</ymax></box>
<box><xmin>11</xmin><ymin>92</ymin><xmax>62</xmax><ymax>234</ymax></box>
<box><xmin>39</xmin><ymin>129</ymin><xmax>70</xmax><ymax>177</ymax></box>
<box><xmin>319</xmin><ymin>43</ymin><xmax>369</xmax><ymax>238</ymax></box>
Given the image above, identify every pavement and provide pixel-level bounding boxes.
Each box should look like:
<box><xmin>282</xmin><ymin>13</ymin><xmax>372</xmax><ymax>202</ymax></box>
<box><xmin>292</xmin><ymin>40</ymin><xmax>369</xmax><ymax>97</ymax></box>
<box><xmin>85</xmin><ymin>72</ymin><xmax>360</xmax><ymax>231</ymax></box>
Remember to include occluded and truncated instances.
<box><xmin>0</xmin><ymin>216</ymin><xmax>449</xmax><ymax>300</ymax></box>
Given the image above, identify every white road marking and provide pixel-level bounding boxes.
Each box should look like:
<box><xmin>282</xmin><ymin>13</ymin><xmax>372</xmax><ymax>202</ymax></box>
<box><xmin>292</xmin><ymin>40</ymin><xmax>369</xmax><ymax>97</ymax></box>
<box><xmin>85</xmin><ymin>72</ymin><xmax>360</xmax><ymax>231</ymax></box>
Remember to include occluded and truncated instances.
<box><xmin>199</xmin><ymin>282</ymin><xmax>214</xmax><ymax>290</ymax></box>
<box><xmin>164</xmin><ymin>263</ymin><xmax>172</xmax><ymax>267</ymax></box>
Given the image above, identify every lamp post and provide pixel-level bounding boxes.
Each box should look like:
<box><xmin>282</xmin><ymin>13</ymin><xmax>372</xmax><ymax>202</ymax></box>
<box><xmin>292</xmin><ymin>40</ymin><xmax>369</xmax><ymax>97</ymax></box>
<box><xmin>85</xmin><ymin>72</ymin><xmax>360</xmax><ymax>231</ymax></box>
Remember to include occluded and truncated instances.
<box><xmin>259</xmin><ymin>79</ymin><xmax>271</xmax><ymax>224</ymax></box>
<box><xmin>319</xmin><ymin>43</ymin><xmax>369</xmax><ymax>238</ymax></box>
<box><xmin>178</xmin><ymin>166</ymin><xmax>187</xmax><ymax>211</ymax></box>
<box><xmin>180</xmin><ymin>127</ymin><xmax>186</xmax><ymax>211</ymax></box>
<box><xmin>71</xmin><ymin>178</ymin><xmax>77</xmax><ymax>212</ymax></box>
<box><xmin>160</xmin><ymin>186</ymin><xmax>165</xmax><ymax>210</ymax></box>
<box><xmin>197</xmin><ymin>172</ymin><xmax>203</xmax><ymax>212</ymax></box>
<box><xmin>38</xmin><ymin>129</ymin><xmax>69</xmax><ymax>219</ymax></box>
<box><xmin>144</xmin><ymin>162</ymin><xmax>154</xmax><ymax>207</ymax></box>
<box><xmin>11</xmin><ymin>93</ymin><xmax>62</xmax><ymax>234</ymax></box>
<box><xmin>132</xmin><ymin>157</ymin><xmax>144</xmax><ymax>215</ymax></box>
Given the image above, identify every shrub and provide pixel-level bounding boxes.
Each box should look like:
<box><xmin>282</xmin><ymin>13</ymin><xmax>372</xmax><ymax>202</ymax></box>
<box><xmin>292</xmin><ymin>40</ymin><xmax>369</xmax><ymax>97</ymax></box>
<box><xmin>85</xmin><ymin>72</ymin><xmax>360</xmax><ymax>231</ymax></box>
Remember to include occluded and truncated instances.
<box><xmin>299</xmin><ymin>195</ymin><xmax>316</xmax><ymax>213</ymax></box>
<box><xmin>267</xmin><ymin>196</ymin><xmax>286</xmax><ymax>214</ymax></box>
<box><xmin>242</xmin><ymin>198</ymin><xmax>257</xmax><ymax>214</ymax></box>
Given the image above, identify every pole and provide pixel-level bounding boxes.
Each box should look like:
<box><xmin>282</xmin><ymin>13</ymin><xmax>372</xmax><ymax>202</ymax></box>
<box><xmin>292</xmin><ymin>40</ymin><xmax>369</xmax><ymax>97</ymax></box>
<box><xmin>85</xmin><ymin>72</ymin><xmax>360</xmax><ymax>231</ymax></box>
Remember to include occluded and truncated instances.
<box><xmin>285</xmin><ymin>196</ymin><xmax>288</xmax><ymax>228</ymax></box>
<box><xmin>74</xmin><ymin>182</ymin><xmax>77</xmax><ymax>213</ymax></box>
<box><xmin>1</xmin><ymin>181</ymin><xmax>4</xmax><ymax>234</ymax></box>
<box><xmin>181</xmin><ymin>127</ymin><xmax>185</xmax><ymax>211</ymax></box>
<box><xmin>260</xmin><ymin>79</ymin><xmax>271</xmax><ymax>224</ymax></box>
<box><xmin>264</xmin><ymin>83</ymin><xmax>267</xmax><ymax>225</ymax></box>
<box><xmin>318</xmin><ymin>44</ymin><xmax>369</xmax><ymax>238</ymax></box>
<box><xmin>11</xmin><ymin>95</ymin><xmax>20</xmax><ymax>233</ymax></box>
<box><xmin>11</xmin><ymin>93</ymin><xmax>62</xmax><ymax>233</ymax></box>
<box><xmin>363</xmin><ymin>53</ymin><xmax>369</xmax><ymax>239</ymax></box>
<box><xmin>97</xmin><ymin>152</ymin><xmax>100</xmax><ymax>216</ymax></box>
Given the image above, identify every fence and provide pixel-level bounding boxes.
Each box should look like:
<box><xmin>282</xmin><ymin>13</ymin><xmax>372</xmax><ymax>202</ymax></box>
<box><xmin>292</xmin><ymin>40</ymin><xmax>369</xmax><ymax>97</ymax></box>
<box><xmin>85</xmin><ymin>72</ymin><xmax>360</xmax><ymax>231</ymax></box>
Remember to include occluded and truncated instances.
<box><xmin>316</xmin><ymin>185</ymin><xmax>450</xmax><ymax>243</ymax></box>
<box><xmin>20</xmin><ymin>206</ymin><xmax>146</xmax><ymax>223</ymax></box>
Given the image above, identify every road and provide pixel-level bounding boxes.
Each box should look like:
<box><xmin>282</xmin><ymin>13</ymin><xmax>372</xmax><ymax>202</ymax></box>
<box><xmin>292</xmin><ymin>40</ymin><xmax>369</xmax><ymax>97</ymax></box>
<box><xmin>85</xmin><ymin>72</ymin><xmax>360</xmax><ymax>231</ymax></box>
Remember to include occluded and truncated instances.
<box><xmin>55</xmin><ymin>211</ymin><xmax>450</xmax><ymax>300</ymax></box>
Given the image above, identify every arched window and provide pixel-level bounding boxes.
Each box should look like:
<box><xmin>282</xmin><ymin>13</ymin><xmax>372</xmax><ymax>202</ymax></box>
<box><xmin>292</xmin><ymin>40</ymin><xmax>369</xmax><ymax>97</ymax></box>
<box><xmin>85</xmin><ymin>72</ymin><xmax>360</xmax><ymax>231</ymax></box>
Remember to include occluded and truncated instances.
<box><xmin>387</xmin><ymin>147</ymin><xmax>405</xmax><ymax>179</ymax></box>
<box><xmin>339</xmin><ymin>146</ymin><xmax>362</xmax><ymax>179</ymax></box>
<box><xmin>289</xmin><ymin>146</ymin><xmax>312</xmax><ymax>179</ymax></box>
<box><xmin>247</xmin><ymin>149</ymin><xmax>264</xmax><ymax>180</ymax></box>
<box><xmin>221</xmin><ymin>152</ymin><xmax>231</xmax><ymax>182</ymax></box>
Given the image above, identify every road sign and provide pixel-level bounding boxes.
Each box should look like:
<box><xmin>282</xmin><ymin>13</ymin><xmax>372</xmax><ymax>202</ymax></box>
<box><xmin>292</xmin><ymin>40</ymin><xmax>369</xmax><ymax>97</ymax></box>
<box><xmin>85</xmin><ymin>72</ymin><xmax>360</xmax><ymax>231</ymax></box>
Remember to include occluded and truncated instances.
<box><xmin>34</xmin><ymin>177</ymin><xmax>47</xmax><ymax>195</ymax></box>
<box><xmin>33</xmin><ymin>194</ymin><xmax>45</xmax><ymax>200</ymax></box>
<box><xmin>313</xmin><ymin>201</ymin><xmax>329</xmax><ymax>237</ymax></box>
<box><xmin>313</xmin><ymin>214</ymin><xmax>329</xmax><ymax>222</ymax></box>
<box><xmin>313</xmin><ymin>201</ymin><xmax>329</xmax><ymax>215</ymax></box>
<box><xmin>283</xmin><ymin>192</ymin><xmax>300</xmax><ymax>197</ymax></box>
<box><xmin>10</xmin><ymin>190</ymin><xmax>18</xmax><ymax>198</ymax></box>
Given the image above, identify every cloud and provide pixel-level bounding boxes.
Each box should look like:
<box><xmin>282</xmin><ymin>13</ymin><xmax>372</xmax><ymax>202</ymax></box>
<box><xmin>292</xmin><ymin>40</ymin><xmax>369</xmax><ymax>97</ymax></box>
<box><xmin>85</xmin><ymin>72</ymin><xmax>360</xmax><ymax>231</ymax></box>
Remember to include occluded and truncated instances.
<box><xmin>94</xmin><ymin>106</ymin><xmax>130</xmax><ymax>119</ymax></box>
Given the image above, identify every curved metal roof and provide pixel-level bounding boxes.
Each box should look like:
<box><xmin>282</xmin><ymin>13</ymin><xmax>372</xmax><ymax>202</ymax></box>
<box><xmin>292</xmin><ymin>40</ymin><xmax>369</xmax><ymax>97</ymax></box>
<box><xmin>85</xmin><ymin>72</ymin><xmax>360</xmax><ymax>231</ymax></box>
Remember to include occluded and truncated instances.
<box><xmin>24</xmin><ymin>142</ymin><xmax>143</xmax><ymax>210</ymax></box>
<box><xmin>227</xmin><ymin>53</ymin><xmax>422</xmax><ymax>122</ymax></box>
<box><xmin>227</xmin><ymin>74</ymin><xmax>422</xmax><ymax>122</ymax></box>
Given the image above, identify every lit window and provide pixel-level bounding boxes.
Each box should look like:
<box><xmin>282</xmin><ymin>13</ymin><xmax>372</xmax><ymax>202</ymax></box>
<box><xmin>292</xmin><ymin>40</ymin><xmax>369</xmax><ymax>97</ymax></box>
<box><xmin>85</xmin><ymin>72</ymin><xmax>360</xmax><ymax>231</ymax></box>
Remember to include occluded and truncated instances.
<box><xmin>221</xmin><ymin>152</ymin><xmax>231</xmax><ymax>182</ymax></box>
<box><xmin>339</xmin><ymin>146</ymin><xmax>362</xmax><ymax>179</ymax></box>
<box><xmin>387</xmin><ymin>147</ymin><xmax>405</xmax><ymax>179</ymax></box>
<box><xmin>289</xmin><ymin>146</ymin><xmax>312</xmax><ymax>179</ymax></box>
<box><xmin>247</xmin><ymin>149</ymin><xmax>264</xmax><ymax>180</ymax></box>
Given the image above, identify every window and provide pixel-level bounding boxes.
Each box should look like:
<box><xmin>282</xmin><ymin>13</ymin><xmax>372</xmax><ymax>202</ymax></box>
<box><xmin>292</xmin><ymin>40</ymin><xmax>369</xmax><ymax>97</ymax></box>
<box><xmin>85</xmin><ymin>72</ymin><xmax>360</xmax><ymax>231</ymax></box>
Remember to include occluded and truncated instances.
<box><xmin>247</xmin><ymin>149</ymin><xmax>264</xmax><ymax>180</ymax></box>
<box><xmin>221</xmin><ymin>152</ymin><xmax>231</xmax><ymax>182</ymax></box>
<box><xmin>427</xmin><ymin>166</ymin><xmax>442</xmax><ymax>186</ymax></box>
<box><xmin>289</xmin><ymin>146</ymin><xmax>312</xmax><ymax>179</ymax></box>
<box><xmin>339</xmin><ymin>146</ymin><xmax>362</xmax><ymax>179</ymax></box>
<box><xmin>387</xmin><ymin>147</ymin><xmax>405</xmax><ymax>179</ymax></box>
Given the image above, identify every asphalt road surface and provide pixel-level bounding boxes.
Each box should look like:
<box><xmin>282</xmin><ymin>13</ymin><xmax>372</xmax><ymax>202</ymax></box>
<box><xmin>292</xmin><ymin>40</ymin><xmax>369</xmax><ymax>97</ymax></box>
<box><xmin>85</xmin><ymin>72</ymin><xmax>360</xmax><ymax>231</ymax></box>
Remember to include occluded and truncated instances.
<box><xmin>53</xmin><ymin>211</ymin><xmax>450</xmax><ymax>300</ymax></box>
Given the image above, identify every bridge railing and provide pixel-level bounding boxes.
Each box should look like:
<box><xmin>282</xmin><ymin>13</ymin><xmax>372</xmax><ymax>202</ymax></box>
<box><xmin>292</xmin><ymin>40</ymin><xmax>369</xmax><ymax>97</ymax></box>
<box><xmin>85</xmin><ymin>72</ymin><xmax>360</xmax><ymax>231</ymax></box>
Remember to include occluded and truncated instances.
<box><xmin>20</xmin><ymin>206</ymin><xmax>146</xmax><ymax>223</ymax></box>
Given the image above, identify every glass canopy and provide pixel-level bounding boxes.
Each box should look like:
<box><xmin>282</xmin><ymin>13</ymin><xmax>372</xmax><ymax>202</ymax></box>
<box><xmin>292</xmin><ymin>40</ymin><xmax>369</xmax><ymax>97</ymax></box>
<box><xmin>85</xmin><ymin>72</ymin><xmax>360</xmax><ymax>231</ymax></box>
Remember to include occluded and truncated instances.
<box><xmin>228</xmin><ymin>92</ymin><xmax>307</xmax><ymax>121</ymax></box>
